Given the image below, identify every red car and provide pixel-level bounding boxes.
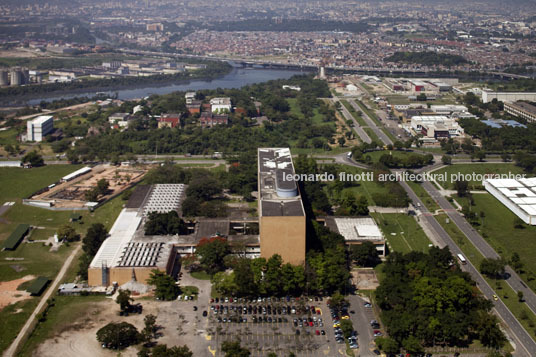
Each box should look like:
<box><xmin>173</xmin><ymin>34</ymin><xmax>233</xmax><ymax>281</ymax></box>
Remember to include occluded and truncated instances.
<box><xmin>309</xmin><ymin>321</ymin><xmax>314</xmax><ymax>327</ymax></box>
<box><xmin>315</xmin><ymin>330</ymin><xmax>320</xmax><ymax>335</ymax></box>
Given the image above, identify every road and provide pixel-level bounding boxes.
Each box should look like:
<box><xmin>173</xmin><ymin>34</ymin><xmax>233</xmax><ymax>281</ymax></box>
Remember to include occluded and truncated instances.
<box><xmin>3</xmin><ymin>244</ymin><xmax>82</xmax><ymax>357</ymax></box>
<box><xmin>419</xmin><ymin>180</ymin><xmax>536</xmax><ymax>317</ymax></box>
<box><xmin>347</xmin><ymin>99</ymin><xmax>393</xmax><ymax>146</ymax></box>
<box><xmin>330</xmin><ymin>97</ymin><xmax>371</xmax><ymax>144</ymax></box>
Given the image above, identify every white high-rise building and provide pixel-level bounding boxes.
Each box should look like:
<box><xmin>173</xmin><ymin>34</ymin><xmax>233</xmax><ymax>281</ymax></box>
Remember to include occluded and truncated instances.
<box><xmin>27</xmin><ymin>115</ymin><xmax>54</xmax><ymax>142</ymax></box>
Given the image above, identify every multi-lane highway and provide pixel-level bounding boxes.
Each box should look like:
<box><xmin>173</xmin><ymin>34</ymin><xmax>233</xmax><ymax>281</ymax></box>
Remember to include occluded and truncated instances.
<box><xmin>330</xmin><ymin>97</ymin><xmax>371</xmax><ymax>144</ymax></box>
<box><xmin>347</xmin><ymin>99</ymin><xmax>393</xmax><ymax>146</ymax></box>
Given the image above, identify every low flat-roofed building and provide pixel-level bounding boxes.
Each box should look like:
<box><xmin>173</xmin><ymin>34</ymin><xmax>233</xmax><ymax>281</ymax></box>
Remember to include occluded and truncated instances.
<box><xmin>484</xmin><ymin>178</ymin><xmax>536</xmax><ymax>225</ymax></box>
<box><xmin>210</xmin><ymin>97</ymin><xmax>232</xmax><ymax>113</ymax></box>
<box><xmin>430</xmin><ymin>105</ymin><xmax>468</xmax><ymax>116</ymax></box>
<box><xmin>324</xmin><ymin>217</ymin><xmax>386</xmax><ymax>256</ymax></box>
<box><xmin>504</xmin><ymin>101</ymin><xmax>536</xmax><ymax>123</ymax></box>
<box><xmin>158</xmin><ymin>113</ymin><xmax>181</xmax><ymax>128</ymax></box>
<box><xmin>482</xmin><ymin>90</ymin><xmax>536</xmax><ymax>104</ymax></box>
<box><xmin>258</xmin><ymin>148</ymin><xmax>306</xmax><ymax>265</ymax></box>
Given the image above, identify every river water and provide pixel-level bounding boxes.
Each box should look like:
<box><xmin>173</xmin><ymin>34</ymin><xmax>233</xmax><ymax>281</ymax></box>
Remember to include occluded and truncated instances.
<box><xmin>26</xmin><ymin>68</ymin><xmax>306</xmax><ymax>105</ymax></box>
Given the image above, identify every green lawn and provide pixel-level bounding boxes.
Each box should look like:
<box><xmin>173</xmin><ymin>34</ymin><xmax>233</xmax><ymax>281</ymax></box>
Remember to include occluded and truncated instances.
<box><xmin>17</xmin><ymin>295</ymin><xmax>107</xmax><ymax>357</ymax></box>
<box><xmin>463</xmin><ymin>194</ymin><xmax>536</xmax><ymax>291</ymax></box>
<box><xmin>0</xmin><ymin>165</ymin><xmax>83</xmax><ymax>201</ymax></box>
<box><xmin>332</xmin><ymin>166</ymin><xmax>394</xmax><ymax>206</ymax></box>
<box><xmin>371</xmin><ymin>213</ymin><xmax>431</xmax><ymax>253</ymax></box>
<box><xmin>191</xmin><ymin>271</ymin><xmax>212</xmax><ymax>280</ymax></box>
<box><xmin>406</xmin><ymin>181</ymin><xmax>441</xmax><ymax>212</ymax></box>
<box><xmin>0</xmin><ymin>298</ymin><xmax>40</xmax><ymax>353</ymax></box>
<box><xmin>363</xmin><ymin>128</ymin><xmax>380</xmax><ymax>143</ymax></box>
<box><xmin>433</xmin><ymin>163</ymin><xmax>528</xmax><ymax>190</ymax></box>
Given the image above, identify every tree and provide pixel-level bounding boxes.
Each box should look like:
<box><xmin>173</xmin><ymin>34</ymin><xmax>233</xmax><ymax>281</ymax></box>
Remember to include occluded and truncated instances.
<box><xmin>96</xmin><ymin>322</ymin><xmax>140</xmax><ymax>349</ymax></box>
<box><xmin>142</xmin><ymin>314</ymin><xmax>157</xmax><ymax>345</ymax></box>
<box><xmin>475</xmin><ymin>150</ymin><xmax>486</xmax><ymax>162</ymax></box>
<box><xmin>116</xmin><ymin>289</ymin><xmax>133</xmax><ymax>312</ymax></box>
<box><xmin>82</xmin><ymin>223</ymin><xmax>108</xmax><ymax>256</ymax></box>
<box><xmin>221</xmin><ymin>340</ymin><xmax>251</xmax><ymax>357</ymax></box>
<box><xmin>501</xmin><ymin>153</ymin><xmax>511</xmax><ymax>162</ymax></box>
<box><xmin>57</xmin><ymin>224</ymin><xmax>80</xmax><ymax>242</ymax></box>
<box><xmin>233</xmin><ymin>259</ymin><xmax>256</xmax><ymax>296</ymax></box>
<box><xmin>196</xmin><ymin>237</ymin><xmax>231</xmax><ymax>274</ymax></box>
<box><xmin>402</xmin><ymin>336</ymin><xmax>423</xmax><ymax>354</ymax></box>
<box><xmin>211</xmin><ymin>271</ymin><xmax>238</xmax><ymax>296</ymax></box>
<box><xmin>350</xmin><ymin>241</ymin><xmax>381</xmax><ymax>267</ymax></box>
<box><xmin>145</xmin><ymin>211</ymin><xmax>186</xmax><ymax>235</ymax></box>
<box><xmin>337</xmin><ymin>136</ymin><xmax>346</xmax><ymax>147</ymax></box>
<box><xmin>518</xmin><ymin>290</ymin><xmax>524</xmax><ymax>302</ymax></box>
<box><xmin>147</xmin><ymin>270</ymin><xmax>180</xmax><ymax>301</ymax></box>
<box><xmin>97</xmin><ymin>179</ymin><xmax>109</xmax><ymax>195</ymax></box>
<box><xmin>85</xmin><ymin>188</ymin><xmax>99</xmax><ymax>202</ymax></box>
<box><xmin>454</xmin><ymin>179</ymin><xmax>469</xmax><ymax>197</ymax></box>
<box><xmin>510</xmin><ymin>252</ymin><xmax>523</xmax><ymax>273</ymax></box>
<box><xmin>480</xmin><ymin>258</ymin><xmax>506</xmax><ymax>279</ymax></box>
<box><xmin>21</xmin><ymin>151</ymin><xmax>44</xmax><ymax>167</ymax></box>
<box><xmin>441</xmin><ymin>155</ymin><xmax>452</xmax><ymax>165</ymax></box>
<box><xmin>340</xmin><ymin>319</ymin><xmax>353</xmax><ymax>338</ymax></box>
<box><xmin>376</xmin><ymin>337</ymin><xmax>399</xmax><ymax>354</ymax></box>
<box><xmin>148</xmin><ymin>345</ymin><xmax>193</xmax><ymax>357</ymax></box>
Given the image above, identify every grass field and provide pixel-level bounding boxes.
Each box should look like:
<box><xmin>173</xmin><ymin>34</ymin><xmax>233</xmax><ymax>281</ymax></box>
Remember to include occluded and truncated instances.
<box><xmin>433</xmin><ymin>163</ymin><xmax>527</xmax><ymax>190</ymax></box>
<box><xmin>363</xmin><ymin>128</ymin><xmax>380</xmax><ymax>143</ymax></box>
<box><xmin>17</xmin><ymin>295</ymin><xmax>108</xmax><ymax>357</ymax></box>
<box><xmin>370</xmin><ymin>213</ymin><xmax>431</xmax><ymax>253</ymax></box>
<box><xmin>406</xmin><ymin>181</ymin><xmax>441</xmax><ymax>212</ymax></box>
<box><xmin>461</xmin><ymin>194</ymin><xmax>536</xmax><ymax>291</ymax></box>
<box><xmin>0</xmin><ymin>165</ymin><xmax>83</xmax><ymax>201</ymax></box>
<box><xmin>0</xmin><ymin>298</ymin><xmax>40</xmax><ymax>353</ymax></box>
<box><xmin>333</xmin><ymin>166</ymin><xmax>395</xmax><ymax>206</ymax></box>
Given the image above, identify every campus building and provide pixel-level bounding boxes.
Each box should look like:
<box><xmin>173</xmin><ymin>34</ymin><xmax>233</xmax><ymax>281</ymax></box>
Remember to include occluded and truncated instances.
<box><xmin>26</xmin><ymin>115</ymin><xmax>54</xmax><ymax>142</ymax></box>
<box><xmin>484</xmin><ymin>178</ymin><xmax>536</xmax><ymax>225</ymax></box>
<box><xmin>257</xmin><ymin>148</ymin><xmax>306</xmax><ymax>265</ymax></box>
<box><xmin>504</xmin><ymin>101</ymin><xmax>536</xmax><ymax>123</ymax></box>
<box><xmin>481</xmin><ymin>90</ymin><xmax>536</xmax><ymax>104</ymax></box>
<box><xmin>324</xmin><ymin>217</ymin><xmax>386</xmax><ymax>256</ymax></box>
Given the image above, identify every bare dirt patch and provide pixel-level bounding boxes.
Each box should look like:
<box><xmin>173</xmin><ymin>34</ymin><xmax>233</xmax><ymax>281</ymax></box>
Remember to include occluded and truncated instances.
<box><xmin>0</xmin><ymin>275</ymin><xmax>35</xmax><ymax>311</ymax></box>
<box><xmin>351</xmin><ymin>268</ymin><xmax>380</xmax><ymax>290</ymax></box>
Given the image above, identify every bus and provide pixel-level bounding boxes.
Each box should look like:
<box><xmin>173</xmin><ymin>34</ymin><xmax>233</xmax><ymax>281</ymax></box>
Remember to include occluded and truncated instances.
<box><xmin>457</xmin><ymin>253</ymin><xmax>467</xmax><ymax>265</ymax></box>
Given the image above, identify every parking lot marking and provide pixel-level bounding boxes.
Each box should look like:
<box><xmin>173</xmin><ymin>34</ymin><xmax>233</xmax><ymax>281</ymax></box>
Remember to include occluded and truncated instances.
<box><xmin>205</xmin><ymin>334</ymin><xmax>212</xmax><ymax>341</ymax></box>
<box><xmin>208</xmin><ymin>346</ymin><xmax>216</xmax><ymax>356</ymax></box>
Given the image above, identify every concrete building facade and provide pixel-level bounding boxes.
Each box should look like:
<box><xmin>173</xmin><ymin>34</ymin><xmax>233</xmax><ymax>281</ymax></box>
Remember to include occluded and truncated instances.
<box><xmin>482</xmin><ymin>90</ymin><xmax>536</xmax><ymax>103</ymax></box>
<box><xmin>504</xmin><ymin>101</ymin><xmax>536</xmax><ymax>123</ymax></box>
<box><xmin>27</xmin><ymin>115</ymin><xmax>54</xmax><ymax>142</ymax></box>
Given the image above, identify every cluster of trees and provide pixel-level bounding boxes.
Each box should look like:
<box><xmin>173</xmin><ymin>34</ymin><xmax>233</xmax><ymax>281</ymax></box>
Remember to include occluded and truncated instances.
<box><xmin>78</xmin><ymin>223</ymin><xmax>108</xmax><ymax>280</ymax></box>
<box><xmin>56</xmin><ymin>224</ymin><xmax>80</xmax><ymax>242</ymax></box>
<box><xmin>145</xmin><ymin>211</ymin><xmax>187</xmax><ymax>235</ymax></box>
<box><xmin>64</xmin><ymin>75</ymin><xmax>335</xmax><ymax>162</ymax></box>
<box><xmin>212</xmin><ymin>255</ymin><xmax>306</xmax><ymax>297</ymax></box>
<box><xmin>21</xmin><ymin>151</ymin><xmax>44</xmax><ymax>167</ymax></box>
<box><xmin>384</xmin><ymin>51</ymin><xmax>469</xmax><ymax>67</ymax></box>
<box><xmin>377</xmin><ymin>152</ymin><xmax>434</xmax><ymax>169</ymax></box>
<box><xmin>182</xmin><ymin>171</ymin><xmax>226</xmax><ymax>217</ymax></box>
<box><xmin>375</xmin><ymin>248</ymin><xmax>506</xmax><ymax>354</ymax></box>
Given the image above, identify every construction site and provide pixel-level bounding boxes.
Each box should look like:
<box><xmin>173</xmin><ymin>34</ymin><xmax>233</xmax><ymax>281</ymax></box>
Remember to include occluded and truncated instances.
<box><xmin>24</xmin><ymin>164</ymin><xmax>147</xmax><ymax>210</ymax></box>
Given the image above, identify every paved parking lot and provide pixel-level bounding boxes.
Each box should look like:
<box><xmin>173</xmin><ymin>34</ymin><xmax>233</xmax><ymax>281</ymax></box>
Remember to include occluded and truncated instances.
<box><xmin>208</xmin><ymin>298</ymin><xmax>343</xmax><ymax>356</ymax></box>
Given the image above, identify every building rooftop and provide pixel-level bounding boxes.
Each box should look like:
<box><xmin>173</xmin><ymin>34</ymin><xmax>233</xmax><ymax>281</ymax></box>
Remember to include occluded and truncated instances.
<box><xmin>142</xmin><ymin>184</ymin><xmax>185</xmax><ymax>216</ymax></box>
<box><xmin>506</xmin><ymin>101</ymin><xmax>536</xmax><ymax>115</ymax></box>
<box><xmin>333</xmin><ymin>217</ymin><xmax>385</xmax><ymax>242</ymax></box>
<box><xmin>258</xmin><ymin>148</ymin><xmax>304</xmax><ymax>217</ymax></box>
<box><xmin>485</xmin><ymin>178</ymin><xmax>536</xmax><ymax>217</ymax></box>
<box><xmin>30</xmin><ymin>115</ymin><xmax>53</xmax><ymax>125</ymax></box>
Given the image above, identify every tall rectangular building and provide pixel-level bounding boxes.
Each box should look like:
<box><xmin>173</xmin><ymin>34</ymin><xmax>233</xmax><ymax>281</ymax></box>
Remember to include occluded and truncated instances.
<box><xmin>27</xmin><ymin>115</ymin><xmax>54</xmax><ymax>142</ymax></box>
<box><xmin>258</xmin><ymin>148</ymin><xmax>306</xmax><ymax>265</ymax></box>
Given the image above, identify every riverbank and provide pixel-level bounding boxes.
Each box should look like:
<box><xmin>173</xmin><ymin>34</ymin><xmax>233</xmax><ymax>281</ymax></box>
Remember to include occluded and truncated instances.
<box><xmin>0</xmin><ymin>61</ymin><xmax>232</xmax><ymax>106</ymax></box>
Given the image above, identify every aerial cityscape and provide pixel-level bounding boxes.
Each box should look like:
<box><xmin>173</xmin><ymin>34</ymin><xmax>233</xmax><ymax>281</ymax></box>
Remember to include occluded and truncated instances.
<box><xmin>0</xmin><ymin>0</ymin><xmax>536</xmax><ymax>356</ymax></box>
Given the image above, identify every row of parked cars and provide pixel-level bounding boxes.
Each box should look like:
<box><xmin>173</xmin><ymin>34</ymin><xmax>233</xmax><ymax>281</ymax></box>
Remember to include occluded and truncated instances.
<box><xmin>210</xmin><ymin>296</ymin><xmax>325</xmax><ymax>304</ymax></box>
<box><xmin>210</xmin><ymin>303</ymin><xmax>319</xmax><ymax>316</ymax></box>
<box><xmin>329</xmin><ymin>304</ymin><xmax>359</xmax><ymax>349</ymax></box>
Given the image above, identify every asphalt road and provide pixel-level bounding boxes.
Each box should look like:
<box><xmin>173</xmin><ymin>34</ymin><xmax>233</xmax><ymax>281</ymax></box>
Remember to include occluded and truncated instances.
<box><xmin>347</xmin><ymin>99</ymin><xmax>393</xmax><ymax>146</ymax></box>
<box><xmin>330</xmin><ymin>97</ymin><xmax>371</xmax><ymax>144</ymax></box>
<box><xmin>419</xmin><ymin>180</ymin><xmax>536</xmax><ymax>317</ymax></box>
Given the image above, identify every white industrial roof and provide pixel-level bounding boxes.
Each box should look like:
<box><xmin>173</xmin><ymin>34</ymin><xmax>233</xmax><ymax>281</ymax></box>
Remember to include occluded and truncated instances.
<box><xmin>334</xmin><ymin>217</ymin><xmax>384</xmax><ymax>241</ymax></box>
<box><xmin>62</xmin><ymin>166</ymin><xmax>92</xmax><ymax>181</ymax></box>
<box><xmin>90</xmin><ymin>209</ymin><xmax>142</xmax><ymax>268</ymax></box>
<box><xmin>485</xmin><ymin>178</ymin><xmax>536</xmax><ymax>221</ymax></box>
<box><xmin>142</xmin><ymin>184</ymin><xmax>184</xmax><ymax>216</ymax></box>
<box><xmin>30</xmin><ymin>115</ymin><xmax>53</xmax><ymax>125</ymax></box>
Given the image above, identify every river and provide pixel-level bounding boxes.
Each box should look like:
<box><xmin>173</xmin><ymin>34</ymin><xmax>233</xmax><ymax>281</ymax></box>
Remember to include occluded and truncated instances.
<box><xmin>26</xmin><ymin>68</ymin><xmax>306</xmax><ymax>105</ymax></box>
